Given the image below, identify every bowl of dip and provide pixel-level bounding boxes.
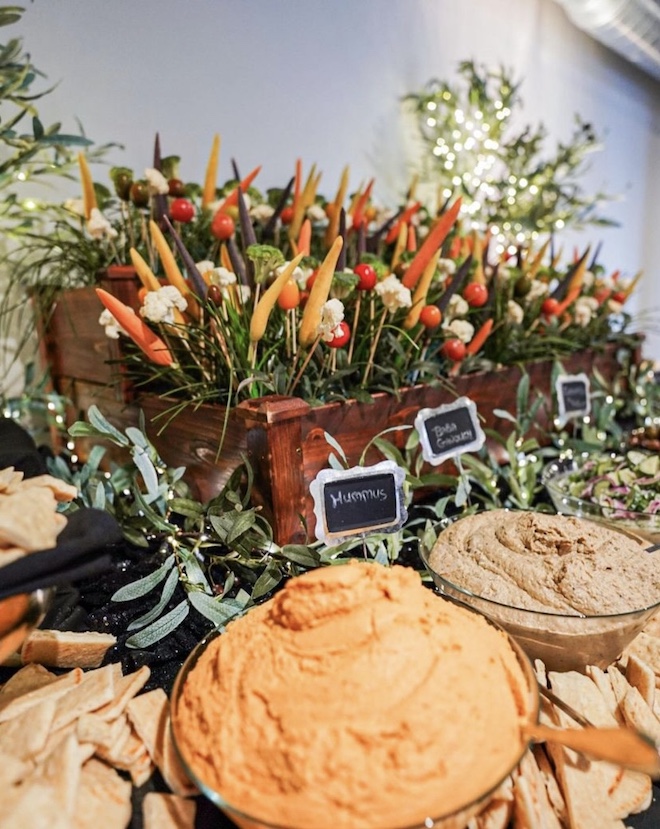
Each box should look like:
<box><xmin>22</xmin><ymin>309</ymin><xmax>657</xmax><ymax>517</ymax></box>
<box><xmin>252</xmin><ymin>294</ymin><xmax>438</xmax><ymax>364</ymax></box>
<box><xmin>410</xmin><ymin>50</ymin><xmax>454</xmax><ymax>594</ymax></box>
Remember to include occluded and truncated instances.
<box><xmin>170</xmin><ymin>560</ymin><xmax>538</xmax><ymax>829</ymax></box>
<box><xmin>421</xmin><ymin>509</ymin><xmax>660</xmax><ymax>673</ymax></box>
<box><xmin>542</xmin><ymin>452</ymin><xmax>660</xmax><ymax>546</ymax></box>
<box><xmin>0</xmin><ymin>588</ymin><xmax>51</xmax><ymax>663</ymax></box>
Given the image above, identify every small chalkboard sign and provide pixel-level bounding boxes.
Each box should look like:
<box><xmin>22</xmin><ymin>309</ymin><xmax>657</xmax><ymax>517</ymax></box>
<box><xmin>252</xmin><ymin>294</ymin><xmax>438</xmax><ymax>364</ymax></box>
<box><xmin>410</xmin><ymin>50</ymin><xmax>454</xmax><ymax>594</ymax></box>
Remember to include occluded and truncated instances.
<box><xmin>556</xmin><ymin>372</ymin><xmax>591</xmax><ymax>425</ymax></box>
<box><xmin>414</xmin><ymin>396</ymin><xmax>486</xmax><ymax>466</ymax></box>
<box><xmin>310</xmin><ymin>460</ymin><xmax>407</xmax><ymax>544</ymax></box>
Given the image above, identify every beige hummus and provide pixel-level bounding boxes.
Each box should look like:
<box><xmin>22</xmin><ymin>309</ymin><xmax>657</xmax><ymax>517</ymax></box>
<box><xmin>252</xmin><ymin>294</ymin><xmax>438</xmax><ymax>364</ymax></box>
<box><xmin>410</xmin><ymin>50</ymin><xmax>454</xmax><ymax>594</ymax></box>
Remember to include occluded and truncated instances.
<box><xmin>174</xmin><ymin>561</ymin><xmax>534</xmax><ymax>829</ymax></box>
<box><xmin>428</xmin><ymin>510</ymin><xmax>660</xmax><ymax>615</ymax></box>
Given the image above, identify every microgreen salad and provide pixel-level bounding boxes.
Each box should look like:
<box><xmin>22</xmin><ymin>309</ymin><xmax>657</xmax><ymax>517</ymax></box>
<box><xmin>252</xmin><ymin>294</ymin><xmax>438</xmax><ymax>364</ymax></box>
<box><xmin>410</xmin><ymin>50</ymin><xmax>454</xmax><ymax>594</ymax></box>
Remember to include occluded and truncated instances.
<box><xmin>557</xmin><ymin>451</ymin><xmax>660</xmax><ymax>517</ymax></box>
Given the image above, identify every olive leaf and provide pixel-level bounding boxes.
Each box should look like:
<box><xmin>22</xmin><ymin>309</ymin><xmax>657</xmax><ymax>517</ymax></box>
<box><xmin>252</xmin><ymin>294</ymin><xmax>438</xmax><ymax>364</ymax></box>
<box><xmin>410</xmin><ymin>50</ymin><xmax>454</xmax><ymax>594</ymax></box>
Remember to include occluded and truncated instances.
<box><xmin>125</xmin><ymin>600</ymin><xmax>189</xmax><ymax>649</ymax></box>
<box><xmin>127</xmin><ymin>568</ymin><xmax>180</xmax><ymax>632</ymax></box>
<box><xmin>111</xmin><ymin>554</ymin><xmax>175</xmax><ymax>602</ymax></box>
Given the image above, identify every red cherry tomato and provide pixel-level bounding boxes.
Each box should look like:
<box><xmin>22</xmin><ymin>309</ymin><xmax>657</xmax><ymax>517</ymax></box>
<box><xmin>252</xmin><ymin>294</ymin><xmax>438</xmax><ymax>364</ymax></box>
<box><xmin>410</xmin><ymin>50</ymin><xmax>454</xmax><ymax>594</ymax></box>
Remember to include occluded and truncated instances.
<box><xmin>541</xmin><ymin>298</ymin><xmax>560</xmax><ymax>317</ymax></box>
<box><xmin>354</xmin><ymin>263</ymin><xmax>377</xmax><ymax>291</ymax></box>
<box><xmin>277</xmin><ymin>279</ymin><xmax>301</xmax><ymax>310</ymax></box>
<box><xmin>419</xmin><ymin>305</ymin><xmax>442</xmax><ymax>329</ymax></box>
<box><xmin>611</xmin><ymin>290</ymin><xmax>626</xmax><ymax>304</ymax></box>
<box><xmin>462</xmin><ymin>283</ymin><xmax>488</xmax><ymax>308</ymax></box>
<box><xmin>169</xmin><ymin>198</ymin><xmax>195</xmax><ymax>223</ymax></box>
<box><xmin>327</xmin><ymin>321</ymin><xmax>351</xmax><ymax>348</ymax></box>
<box><xmin>211</xmin><ymin>211</ymin><xmax>235</xmax><ymax>241</ymax></box>
<box><xmin>129</xmin><ymin>181</ymin><xmax>149</xmax><ymax>207</ymax></box>
<box><xmin>441</xmin><ymin>338</ymin><xmax>466</xmax><ymax>362</ymax></box>
<box><xmin>280</xmin><ymin>205</ymin><xmax>294</xmax><ymax>225</ymax></box>
<box><xmin>306</xmin><ymin>269</ymin><xmax>319</xmax><ymax>291</ymax></box>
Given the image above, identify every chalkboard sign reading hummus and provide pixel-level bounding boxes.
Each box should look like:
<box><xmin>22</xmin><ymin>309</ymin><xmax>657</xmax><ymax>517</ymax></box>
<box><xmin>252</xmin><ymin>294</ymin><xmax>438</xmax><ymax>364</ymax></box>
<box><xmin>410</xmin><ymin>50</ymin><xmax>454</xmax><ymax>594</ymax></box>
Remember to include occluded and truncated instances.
<box><xmin>310</xmin><ymin>461</ymin><xmax>407</xmax><ymax>544</ymax></box>
<box><xmin>415</xmin><ymin>396</ymin><xmax>486</xmax><ymax>465</ymax></box>
<box><xmin>556</xmin><ymin>372</ymin><xmax>591</xmax><ymax>425</ymax></box>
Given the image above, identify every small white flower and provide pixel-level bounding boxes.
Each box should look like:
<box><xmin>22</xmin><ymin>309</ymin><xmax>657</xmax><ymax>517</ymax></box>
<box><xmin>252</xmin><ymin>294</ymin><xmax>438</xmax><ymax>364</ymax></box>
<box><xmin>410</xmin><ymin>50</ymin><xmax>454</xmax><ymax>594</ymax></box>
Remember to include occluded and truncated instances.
<box><xmin>507</xmin><ymin>300</ymin><xmax>524</xmax><ymax>325</ymax></box>
<box><xmin>99</xmin><ymin>308</ymin><xmax>126</xmax><ymax>340</ymax></box>
<box><xmin>250</xmin><ymin>203</ymin><xmax>274</xmax><ymax>222</ymax></box>
<box><xmin>573</xmin><ymin>295</ymin><xmax>598</xmax><ymax>327</ymax></box>
<box><xmin>87</xmin><ymin>208</ymin><xmax>118</xmax><ymax>241</ymax></box>
<box><xmin>526</xmin><ymin>279</ymin><xmax>549</xmax><ymax>301</ymax></box>
<box><xmin>140</xmin><ymin>285</ymin><xmax>187</xmax><ymax>324</ymax></box>
<box><xmin>63</xmin><ymin>198</ymin><xmax>85</xmax><ymax>217</ymax></box>
<box><xmin>317</xmin><ymin>298</ymin><xmax>345</xmax><ymax>342</ymax></box>
<box><xmin>446</xmin><ymin>294</ymin><xmax>468</xmax><ymax>319</ymax></box>
<box><xmin>306</xmin><ymin>203</ymin><xmax>327</xmax><ymax>224</ymax></box>
<box><xmin>144</xmin><ymin>167</ymin><xmax>169</xmax><ymax>195</ymax></box>
<box><xmin>374</xmin><ymin>274</ymin><xmax>412</xmax><ymax>313</ymax></box>
<box><xmin>444</xmin><ymin>319</ymin><xmax>474</xmax><ymax>343</ymax></box>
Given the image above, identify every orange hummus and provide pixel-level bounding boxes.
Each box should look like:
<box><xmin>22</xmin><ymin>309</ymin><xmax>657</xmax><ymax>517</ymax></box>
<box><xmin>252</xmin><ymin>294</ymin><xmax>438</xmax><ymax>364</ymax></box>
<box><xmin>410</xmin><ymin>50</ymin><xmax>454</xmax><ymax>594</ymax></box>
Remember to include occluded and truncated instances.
<box><xmin>174</xmin><ymin>562</ymin><xmax>534</xmax><ymax>828</ymax></box>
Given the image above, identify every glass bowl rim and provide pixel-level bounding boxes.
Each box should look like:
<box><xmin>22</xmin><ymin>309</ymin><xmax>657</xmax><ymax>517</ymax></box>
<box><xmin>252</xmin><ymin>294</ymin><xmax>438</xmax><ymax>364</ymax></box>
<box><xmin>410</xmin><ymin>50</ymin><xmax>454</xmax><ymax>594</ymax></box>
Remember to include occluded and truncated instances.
<box><xmin>169</xmin><ymin>599</ymin><xmax>540</xmax><ymax>829</ymax></box>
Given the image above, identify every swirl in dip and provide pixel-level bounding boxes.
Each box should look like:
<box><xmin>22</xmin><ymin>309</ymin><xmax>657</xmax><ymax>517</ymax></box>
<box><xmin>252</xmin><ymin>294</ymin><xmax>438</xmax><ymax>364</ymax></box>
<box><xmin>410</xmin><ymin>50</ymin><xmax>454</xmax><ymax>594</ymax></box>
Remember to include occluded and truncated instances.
<box><xmin>173</xmin><ymin>560</ymin><xmax>533</xmax><ymax>829</ymax></box>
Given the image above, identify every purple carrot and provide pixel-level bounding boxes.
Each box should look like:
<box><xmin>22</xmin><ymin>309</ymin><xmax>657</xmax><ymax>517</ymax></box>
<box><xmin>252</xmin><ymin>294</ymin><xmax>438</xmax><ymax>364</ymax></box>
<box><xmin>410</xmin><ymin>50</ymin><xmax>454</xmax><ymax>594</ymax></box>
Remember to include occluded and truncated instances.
<box><xmin>231</xmin><ymin>157</ymin><xmax>241</xmax><ymax>181</ymax></box>
<box><xmin>236</xmin><ymin>180</ymin><xmax>257</xmax><ymax>286</ymax></box>
<box><xmin>356</xmin><ymin>222</ymin><xmax>367</xmax><ymax>261</ymax></box>
<box><xmin>367</xmin><ymin>207</ymin><xmax>403</xmax><ymax>253</ymax></box>
<box><xmin>588</xmin><ymin>241</ymin><xmax>602</xmax><ymax>271</ymax></box>
<box><xmin>436</xmin><ymin>255</ymin><xmax>473</xmax><ymax>313</ymax></box>
<box><xmin>162</xmin><ymin>215</ymin><xmax>208</xmax><ymax>299</ymax></box>
<box><xmin>151</xmin><ymin>133</ymin><xmax>169</xmax><ymax>229</ymax></box>
<box><xmin>550</xmin><ymin>247</ymin><xmax>590</xmax><ymax>301</ymax></box>
<box><xmin>227</xmin><ymin>236</ymin><xmax>249</xmax><ymax>287</ymax></box>
<box><xmin>262</xmin><ymin>176</ymin><xmax>294</xmax><ymax>239</ymax></box>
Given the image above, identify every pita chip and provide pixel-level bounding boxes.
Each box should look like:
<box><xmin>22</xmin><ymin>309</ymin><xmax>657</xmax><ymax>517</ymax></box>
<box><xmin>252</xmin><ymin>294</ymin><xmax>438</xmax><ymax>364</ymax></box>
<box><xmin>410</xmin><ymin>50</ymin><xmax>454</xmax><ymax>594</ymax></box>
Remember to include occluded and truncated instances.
<box><xmin>142</xmin><ymin>792</ymin><xmax>196</xmax><ymax>829</ymax></box>
<box><xmin>21</xmin><ymin>629</ymin><xmax>117</xmax><ymax>669</ymax></box>
<box><xmin>73</xmin><ymin>758</ymin><xmax>132</xmax><ymax>829</ymax></box>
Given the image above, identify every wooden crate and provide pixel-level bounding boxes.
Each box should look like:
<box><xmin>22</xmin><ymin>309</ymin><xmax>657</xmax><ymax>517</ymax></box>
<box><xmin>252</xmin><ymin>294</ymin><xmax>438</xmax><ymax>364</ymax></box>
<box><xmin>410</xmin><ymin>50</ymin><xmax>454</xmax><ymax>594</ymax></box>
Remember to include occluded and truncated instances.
<box><xmin>36</xmin><ymin>281</ymin><xmax>640</xmax><ymax>544</ymax></box>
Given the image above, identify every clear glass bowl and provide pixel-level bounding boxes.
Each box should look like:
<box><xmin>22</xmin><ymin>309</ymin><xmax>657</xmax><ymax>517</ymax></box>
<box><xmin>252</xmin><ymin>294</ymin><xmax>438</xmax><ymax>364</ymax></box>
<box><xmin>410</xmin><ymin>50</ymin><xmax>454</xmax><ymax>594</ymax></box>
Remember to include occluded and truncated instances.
<box><xmin>170</xmin><ymin>610</ymin><xmax>539</xmax><ymax>829</ymax></box>
<box><xmin>420</xmin><ymin>542</ymin><xmax>660</xmax><ymax>673</ymax></box>
<box><xmin>542</xmin><ymin>454</ymin><xmax>660</xmax><ymax>546</ymax></box>
<box><xmin>0</xmin><ymin>588</ymin><xmax>52</xmax><ymax>663</ymax></box>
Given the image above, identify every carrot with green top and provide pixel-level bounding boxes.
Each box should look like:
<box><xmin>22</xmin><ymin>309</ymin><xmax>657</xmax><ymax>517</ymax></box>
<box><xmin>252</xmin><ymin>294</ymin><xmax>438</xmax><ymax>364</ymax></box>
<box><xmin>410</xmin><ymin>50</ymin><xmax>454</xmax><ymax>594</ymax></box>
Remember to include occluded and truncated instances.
<box><xmin>402</xmin><ymin>198</ymin><xmax>461</xmax><ymax>289</ymax></box>
<box><xmin>299</xmin><ymin>237</ymin><xmax>343</xmax><ymax>347</ymax></box>
<box><xmin>96</xmin><ymin>288</ymin><xmax>174</xmax><ymax>366</ymax></box>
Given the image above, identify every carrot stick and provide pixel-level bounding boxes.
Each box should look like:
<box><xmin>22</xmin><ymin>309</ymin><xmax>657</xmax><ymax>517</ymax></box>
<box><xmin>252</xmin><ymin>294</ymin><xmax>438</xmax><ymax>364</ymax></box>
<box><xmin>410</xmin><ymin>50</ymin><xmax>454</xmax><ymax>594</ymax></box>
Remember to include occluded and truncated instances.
<box><xmin>465</xmin><ymin>318</ymin><xmax>494</xmax><ymax>356</ymax></box>
<box><xmin>402</xmin><ymin>198</ymin><xmax>462</xmax><ymax>290</ymax></box>
<box><xmin>201</xmin><ymin>133</ymin><xmax>221</xmax><ymax>209</ymax></box>
<box><xmin>404</xmin><ymin>250</ymin><xmax>440</xmax><ymax>330</ymax></box>
<box><xmin>78</xmin><ymin>153</ymin><xmax>97</xmax><ymax>220</ymax></box>
<box><xmin>96</xmin><ymin>288</ymin><xmax>174</xmax><ymax>366</ymax></box>
<box><xmin>299</xmin><ymin>237</ymin><xmax>343</xmax><ymax>347</ymax></box>
<box><xmin>297</xmin><ymin>219</ymin><xmax>312</xmax><ymax>257</ymax></box>
<box><xmin>148</xmin><ymin>220</ymin><xmax>199</xmax><ymax>319</ymax></box>
<box><xmin>351</xmin><ymin>178</ymin><xmax>374</xmax><ymax>229</ymax></box>
<box><xmin>385</xmin><ymin>201</ymin><xmax>422</xmax><ymax>244</ymax></box>
<box><xmin>216</xmin><ymin>165</ymin><xmax>261</xmax><ymax>213</ymax></box>
<box><xmin>129</xmin><ymin>248</ymin><xmax>161</xmax><ymax>293</ymax></box>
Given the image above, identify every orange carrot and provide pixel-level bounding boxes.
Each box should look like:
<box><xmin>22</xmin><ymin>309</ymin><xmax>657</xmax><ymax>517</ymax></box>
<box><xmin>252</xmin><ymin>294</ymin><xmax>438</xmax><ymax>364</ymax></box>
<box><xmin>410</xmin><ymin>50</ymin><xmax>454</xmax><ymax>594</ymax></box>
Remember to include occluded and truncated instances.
<box><xmin>465</xmin><ymin>318</ymin><xmax>494</xmax><ymax>356</ymax></box>
<box><xmin>406</xmin><ymin>224</ymin><xmax>417</xmax><ymax>252</ymax></box>
<box><xmin>96</xmin><ymin>288</ymin><xmax>174</xmax><ymax>367</ymax></box>
<box><xmin>402</xmin><ymin>198</ymin><xmax>462</xmax><ymax>290</ymax></box>
<box><xmin>350</xmin><ymin>178</ymin><xmax>374</xmax><ymax>229</ymax></box>
<box><xmin>325</xmin><ymin>165</ymin><xmax>350</xmax><ymax>248</ymax></box>
<box><xmin>216</xmin><ymin>165</ymin><xmax>262</xmax><ymax>213</ymax></box>
<box><xmin>385</xmin><ymin>201</ymin><xmax>422</xmax><ymax>244</ymax></box>
<box><xmin>555</xmin><ymin>285</ymin><xmax>581</xmax><ymax>316</ymax></box>
<box><xmin>297</xmin><ymin>218</ymin><xmax>312</xmax><ymax>257</ymax></box>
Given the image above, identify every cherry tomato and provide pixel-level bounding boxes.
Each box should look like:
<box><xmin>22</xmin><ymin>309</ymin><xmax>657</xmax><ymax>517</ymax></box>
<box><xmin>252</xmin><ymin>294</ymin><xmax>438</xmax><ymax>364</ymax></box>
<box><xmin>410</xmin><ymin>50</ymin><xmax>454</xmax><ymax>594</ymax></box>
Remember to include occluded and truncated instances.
<box><xmin>211</xmin><ymin>211</ymin><xmax>235</xmax><ymax>241</ymax></box>
<box><xmin>129</xmin><ymin>181</ymin><xmax>149</xmax><ymax>207</ymax></box>
<box><xmin>327</xmin><ymin>321</ymin><xmax>351</xmax><ymax>348</ymax></box>
<box><xmin>513</xmin><ymin>276</ymin><xmax>532</xmax><ymax>297</ymax></box>
<box><xmin>169</xmin><ymin>198</ymin><xmax>195</xmax><ymax>223</ymax></box>
<box><xmin>112</xmin><ymin>171</ymin><xmax>133</xmax><ymax>201</ymax></box>
<box><xmin>306</xmin><ymin>269</ymin><xmax>319</xmax><ymax>291</ymax></box>
<box><xmin>541</xmin><ymin>298</ymin><xmax>560</xmax><ymax>317</ymax></box>
<box><xmin>462</xmin><ymin>283</ymin><xmax>488</xmax><ymax>307</ymax></box>
<box><xmin>441</xmin><ymin>338</ymin><xmax>466</xmax><ymax>362</ymax></box>
<box><xmin>277</xmin><ymin>279</ymin><xmax>301</xmax><ymax>310</ymax></box>
<box><xmin>354</xmin><ymin>263</ymin><xmax>377</xmax><ymax>291</ymax></box>
<box><xmin>419</xmin><ymin>305</ymin><xmax>442</xmax><ymax>329</ymax></box>
<box><xmin>611</xmin><ymin>290</ymin><xmax>626</xmax><ymax>304</ymax></box>
<box><xmin>207</xmin><ymin>284</ymin><xmax>223</xmax><ymax>305</ymax></box>
<box><xmin>168</xmin><ymin>178</ymin><xmax>186</xmax><ymax>198</ymax></box>
<box><xmin>280</xmin><ymin>205</ymin><xmax>294</xmax><ymax>225</ymax></box>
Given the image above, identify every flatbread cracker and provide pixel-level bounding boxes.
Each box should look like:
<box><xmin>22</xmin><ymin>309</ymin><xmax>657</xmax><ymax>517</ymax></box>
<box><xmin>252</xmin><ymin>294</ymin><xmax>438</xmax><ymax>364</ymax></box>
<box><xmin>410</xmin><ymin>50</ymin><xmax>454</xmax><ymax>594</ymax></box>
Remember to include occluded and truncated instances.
<box><xmin>0</xmin><ymin>667</ymin><xmax>83</xmax><ymax>722</ymax></box>
<box><xmin>50</xmin><ymin>664</ymin><xmax>116</xmax><ymax>731</ymax></box>
<box><xmin>0</xmin><ymin>663</ymin><xmax>57</xmax><ymax>698</ymax></box>
<box><xmin>0</xmin><ymin>696</ymin><xmax>55</xmax><ymax>760</ymax></box>
<box><xmin>21</xmin><ymin>629</ymin><xmax>117</xmax><ymax>669</ymax></box>
<box><xmin>625</xmin><ymin>654</ymin><xmax>656</xmax><ymax>709</ymax></box>
<box><xmin>73</xmin><ymin>758</ymin><xmax>132</xmax><ymax>829</ymax></box>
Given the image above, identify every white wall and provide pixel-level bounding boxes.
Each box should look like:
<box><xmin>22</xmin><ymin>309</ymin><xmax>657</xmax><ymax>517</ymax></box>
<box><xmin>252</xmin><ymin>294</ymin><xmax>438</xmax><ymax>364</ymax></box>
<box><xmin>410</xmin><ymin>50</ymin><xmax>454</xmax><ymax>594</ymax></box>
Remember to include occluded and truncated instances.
<box><xmin>18</xmin><ymin>0</ymin><xmax>660</xmax><ymax>362</ymax></box>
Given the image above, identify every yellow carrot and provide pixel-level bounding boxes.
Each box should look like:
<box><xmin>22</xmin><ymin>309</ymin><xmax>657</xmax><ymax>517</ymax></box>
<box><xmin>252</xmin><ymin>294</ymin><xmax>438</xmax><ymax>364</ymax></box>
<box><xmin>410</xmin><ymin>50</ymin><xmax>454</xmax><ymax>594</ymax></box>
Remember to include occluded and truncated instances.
<box><xmin>524</xmin><ymin>238</ymin><xmax>550</xmax><ymax>280</ymax></box>
<box><xmin>471</xmin><ymin>231</ymin><xmax>486</xmax><ymax>285</ymax></box>
<box><xmin>220</xmin><ymin>244</ymin><xmax>234</xmax><ymax>272</ymax></box>
<box><xmin>201</xmin><ymin>133</ymin><xmax>221</xmax><ymax>209</ymax></box>
<box><xmin>299</xmin><ymin>236</ymin><xmax>343</xmax><ymax>347</ymax></box>
<box><xmin>250</xmin><ymin>253</ymin><xmax>305</xmax><ymax>343</ymax></box>
<box><xmin>390</xmin><ymin>221</ymin><xmax>408</xmax><ymax>272</ymax></box>
<box><xmin>148</xmin><ymin>220</ymin><xmax>199</xmax><ymax>318</ymax></box>
<box><xmin>290</xmin><ymin>163</ymin><xmax>318</xmax><ymax>241</ymax></box>
<box><xmin>404</xmin><ymin>250</ymin><xmax>440</xmax><ymax>330</ymax></box>
<box><xmin>324</xmin><ymin>165</ymin><xmax>350</xmax><ymax>247</ymax></box>
<box><xmin>96</xmin><ymin>288</ymin><xmax>173</xmax><ymax>366</ymax></box>
<box><xmin>129</xmin><ymin>248</ymin><xmax>162</xmax><ymax>293</ymax></box>
<box><xmin>566</xmin><ymin>246</ymin><xmax>590</xmax><ymax>294</ymax></box>
<box><xmin>78</xmin><ymin>153</ymin><xmax>97</xmax><ymax>220</ymax></box>
<box><xmin>622</xmin><ymin>270</ymin><xmax>643</xmax><ymax>299</ymax></box>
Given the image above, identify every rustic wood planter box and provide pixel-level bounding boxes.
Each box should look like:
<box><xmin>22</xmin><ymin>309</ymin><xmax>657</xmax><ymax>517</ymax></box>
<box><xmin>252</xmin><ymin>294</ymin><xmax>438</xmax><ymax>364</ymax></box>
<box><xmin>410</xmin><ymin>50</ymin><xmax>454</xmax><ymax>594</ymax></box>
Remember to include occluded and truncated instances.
<box><xmin>37</xmin><ymin>278</ymin><xmax>639</xmax><ymax>544</ymax></box>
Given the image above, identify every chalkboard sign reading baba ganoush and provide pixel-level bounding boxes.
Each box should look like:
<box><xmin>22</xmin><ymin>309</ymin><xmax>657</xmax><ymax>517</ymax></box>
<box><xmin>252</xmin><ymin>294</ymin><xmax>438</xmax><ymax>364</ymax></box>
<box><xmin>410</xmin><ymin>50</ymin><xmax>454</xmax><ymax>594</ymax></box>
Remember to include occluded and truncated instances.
<box><xmin>556</xmin><ymin>372</ymin><xmax>591</xmax><ymax>425</ymax></box>
<box><xmin>310</xmin><ymin>461</ymin><xmax>407</xmax><ymax>544</ymax></box>
<box><xmin>415</xmin><ymin>396</ymin><xmax>486</xmax><ymax>466</ymax></box>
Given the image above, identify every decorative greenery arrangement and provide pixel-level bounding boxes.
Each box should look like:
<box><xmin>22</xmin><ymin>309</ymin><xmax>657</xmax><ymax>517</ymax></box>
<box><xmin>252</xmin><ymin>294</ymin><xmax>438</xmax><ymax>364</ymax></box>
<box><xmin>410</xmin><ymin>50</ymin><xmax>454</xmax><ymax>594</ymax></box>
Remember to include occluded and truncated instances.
<box><xmin>48</xmin><ymin>352</ymin><xmax>658</xmax><ymax>647</ymax></box>
<box><xmin>404</xmin><ymin>60</ymin><xmax>617</xmax><ymax>246</ymax></box>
